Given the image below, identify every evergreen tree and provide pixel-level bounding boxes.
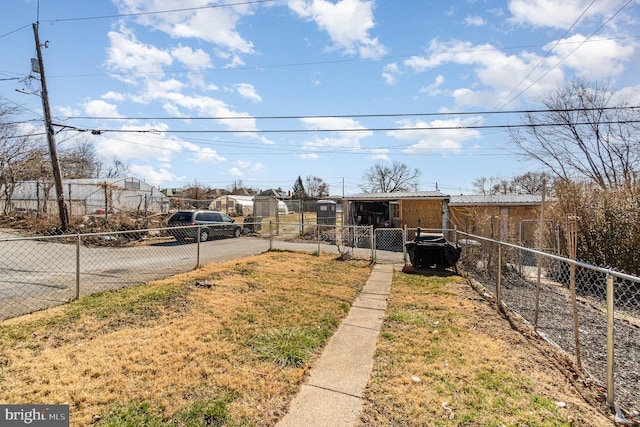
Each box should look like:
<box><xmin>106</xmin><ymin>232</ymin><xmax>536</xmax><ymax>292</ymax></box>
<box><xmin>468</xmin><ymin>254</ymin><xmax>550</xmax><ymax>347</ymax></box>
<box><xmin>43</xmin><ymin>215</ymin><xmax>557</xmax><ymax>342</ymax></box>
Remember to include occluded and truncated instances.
<box><xmin>292</xmin><ymin>176</ymin><xmax>306</xmax><ymax>199</ymax></box>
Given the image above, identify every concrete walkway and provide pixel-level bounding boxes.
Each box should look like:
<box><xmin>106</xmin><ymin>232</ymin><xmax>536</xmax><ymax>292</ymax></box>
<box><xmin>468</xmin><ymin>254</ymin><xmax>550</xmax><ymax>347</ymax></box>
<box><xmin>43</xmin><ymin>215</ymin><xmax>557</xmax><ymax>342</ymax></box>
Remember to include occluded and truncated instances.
<box><xmin>276</xmin><ymin>264</ymin><xmax>394</xmax><ymax>427</ymax></box>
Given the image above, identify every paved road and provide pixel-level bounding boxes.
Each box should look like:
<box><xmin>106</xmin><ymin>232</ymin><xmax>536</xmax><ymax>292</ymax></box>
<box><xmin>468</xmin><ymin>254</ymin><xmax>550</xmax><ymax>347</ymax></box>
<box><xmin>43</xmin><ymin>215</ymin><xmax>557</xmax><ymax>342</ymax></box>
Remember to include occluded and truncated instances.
<box><xmin>0</xmin><ymin>229</ymin><xmax>401</xmax><ymax>320</ymax></box>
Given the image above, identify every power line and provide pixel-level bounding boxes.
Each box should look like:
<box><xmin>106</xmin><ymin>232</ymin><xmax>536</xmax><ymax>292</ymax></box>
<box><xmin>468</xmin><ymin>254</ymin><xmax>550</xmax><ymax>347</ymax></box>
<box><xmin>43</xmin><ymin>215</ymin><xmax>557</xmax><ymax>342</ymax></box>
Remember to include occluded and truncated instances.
<box><xmin>491</xmin><ymin>0</ymin><xmax>596</xmax><ymax>112</ymax></box>
<box><xmin>496</xmin><ymin>0</ymin><xmax>635</xmax><ymax>110</ymax></box>
<box><xmin>59</xmin><ymin>105</ymin><xmax>640</xmax><ymax>122</ymax></box>
<box><xmin>52</xmin><ymin>119</ymin><xmax>640</xmax><ymax>135</ymax></box>
<box><xmin>0</xmin><ymin>23</ymin><xmax>31</xmax><ymax>39</ymax></box>
<box><xmin>46</xmin><ymin>0</ymin><xmax>275</xmax><ymax>23</ymax></box>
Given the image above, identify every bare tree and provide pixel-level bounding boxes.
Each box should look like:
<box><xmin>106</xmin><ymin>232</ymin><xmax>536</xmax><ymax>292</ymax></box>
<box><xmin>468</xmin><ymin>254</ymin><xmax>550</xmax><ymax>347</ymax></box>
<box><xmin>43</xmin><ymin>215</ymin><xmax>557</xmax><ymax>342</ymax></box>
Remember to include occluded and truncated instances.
<box><xmin>305</xmin><ymin>175</ymin><xmax>330</xmax><ymax>199</ymax></box>
<box><xmin>0</xmin><ymin>105</ymin><xmax>43</xmax><ymax>213</ymax></box>
<box><xmin>473</xmin><ymin>172</ymin><xmax>550</xmax><ymax>195</ymax></box>
<box><xmin>511</xmin><ymin>172</ymin><xmax>550</xmax><ymax>194</ymax></box>
<box><xmin>103</xmin><ymin>158</ymin><xmax>128</xmax><ymax>178</ymax></box>
<box><xmin>59</xmin><ymin>139</ymin><xmax>100</xmax><ymax>179</ymax></box>
<box><xmin>362</xmin><ymin>161</ymin><xmax>420</xmax><ymax>193</ymax></box>
<box><xmin>510</xmin><ymin>79</ymin><xmax>640</xmax><ymax>190</ymax></box>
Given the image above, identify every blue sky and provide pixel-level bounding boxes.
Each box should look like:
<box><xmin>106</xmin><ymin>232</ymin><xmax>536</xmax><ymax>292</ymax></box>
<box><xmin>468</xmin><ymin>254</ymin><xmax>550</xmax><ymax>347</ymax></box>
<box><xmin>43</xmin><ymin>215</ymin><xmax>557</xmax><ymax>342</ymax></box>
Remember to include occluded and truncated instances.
<box><xmin>1</xmin><ymin>0</ymin><xmax>639</xmax><ymax>196</ymax></box>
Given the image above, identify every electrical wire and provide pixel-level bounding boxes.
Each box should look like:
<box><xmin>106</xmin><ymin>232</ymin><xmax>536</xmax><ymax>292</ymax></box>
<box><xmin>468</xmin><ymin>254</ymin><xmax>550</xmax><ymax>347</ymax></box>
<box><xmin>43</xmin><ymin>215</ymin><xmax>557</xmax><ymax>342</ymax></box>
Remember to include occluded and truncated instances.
<box><xmin>60</xmin><ymin>105</ymin><xmax>640</xmax><ymax>122</ymax></box>
<box><xmin>496</xmin><ymin>0</ymin><xmax>634</xmax><ymax>110</ymax></box>
<box><xmin>51</xmin><ymin>119</ymin><xmax>640</xmax><ymax>135</ymax></box>
<box><xmin>47</xmin><ymin>0</ymin><xmax>275</xmax><ymax>23</ymax></box>
<box><xmin>491</xmin><ymin>0</ymin><xmax>596</xmax><ymax>112</ymax></box>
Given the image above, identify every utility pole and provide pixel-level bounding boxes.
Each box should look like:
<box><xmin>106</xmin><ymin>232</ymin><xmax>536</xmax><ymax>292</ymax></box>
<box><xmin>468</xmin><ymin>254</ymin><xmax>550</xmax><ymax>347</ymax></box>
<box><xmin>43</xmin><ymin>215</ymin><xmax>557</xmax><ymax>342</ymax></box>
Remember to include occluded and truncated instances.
<box><xmin>33</xmin><ymin>22</ymin><xmax>69</xmax><ymax>231</ymax></box>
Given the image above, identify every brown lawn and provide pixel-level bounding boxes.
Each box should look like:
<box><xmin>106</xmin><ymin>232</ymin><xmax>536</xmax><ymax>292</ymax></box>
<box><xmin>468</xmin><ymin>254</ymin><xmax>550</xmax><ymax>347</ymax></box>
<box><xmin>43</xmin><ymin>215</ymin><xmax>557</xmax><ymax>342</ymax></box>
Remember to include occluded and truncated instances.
<box><xmin>0</xmin><ymin>251</ymin><xmax>613</xmax><ymax>426</ymax></box>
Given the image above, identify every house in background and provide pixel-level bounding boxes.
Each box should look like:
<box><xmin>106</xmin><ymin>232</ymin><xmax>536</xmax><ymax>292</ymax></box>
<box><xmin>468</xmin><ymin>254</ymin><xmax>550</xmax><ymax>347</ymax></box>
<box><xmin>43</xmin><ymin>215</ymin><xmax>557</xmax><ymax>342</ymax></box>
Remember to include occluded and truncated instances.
<box><xmin>3</xmin><ymin>177</ymin><xmax>168</xmax><ymax>216</ymax></box>
<box><xmin>344</xmin><ymin>191</ymin><xmax>546</xmax><ymax>244</ymax></box>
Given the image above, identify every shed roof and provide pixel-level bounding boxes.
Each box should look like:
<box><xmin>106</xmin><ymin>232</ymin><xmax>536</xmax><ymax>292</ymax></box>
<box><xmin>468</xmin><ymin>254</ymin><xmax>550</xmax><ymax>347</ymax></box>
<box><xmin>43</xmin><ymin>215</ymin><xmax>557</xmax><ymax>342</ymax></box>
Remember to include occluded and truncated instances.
<box><xmin>214</xmin><ymin>195</ymin><xmax>254</xmax><ymax>202</ymax></box>
<box><xmin>345</xmin><ymin>191</ymin><xmax>448</xmax><ymax>201</ymax></box>
<box><xmin>449</xmin><ymin>194</ymin><xmax>544</xmax><ymax>206</ymax></box>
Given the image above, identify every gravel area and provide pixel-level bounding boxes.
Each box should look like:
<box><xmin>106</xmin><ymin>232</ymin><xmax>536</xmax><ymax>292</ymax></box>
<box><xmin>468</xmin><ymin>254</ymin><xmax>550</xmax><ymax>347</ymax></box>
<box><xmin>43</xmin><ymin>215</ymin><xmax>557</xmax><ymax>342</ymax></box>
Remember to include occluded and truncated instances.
<box><xmin>460</xmin><ymin>253</ymin><xmax>640</xmax><ymax>418</ymax></box>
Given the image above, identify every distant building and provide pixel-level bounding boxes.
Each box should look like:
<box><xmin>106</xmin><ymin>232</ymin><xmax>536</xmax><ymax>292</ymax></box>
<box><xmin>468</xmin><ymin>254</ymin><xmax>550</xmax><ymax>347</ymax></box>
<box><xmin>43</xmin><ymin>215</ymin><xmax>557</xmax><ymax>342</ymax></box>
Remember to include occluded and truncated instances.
<box><xmin>209</xmin><ymin>195</ymin><xmax>254</xmax><ymax>216</ymax></box>
<box><xmin>2</xmin><ymin>177</ymin><xmax>169</xmax><ymax>216</ymax></box>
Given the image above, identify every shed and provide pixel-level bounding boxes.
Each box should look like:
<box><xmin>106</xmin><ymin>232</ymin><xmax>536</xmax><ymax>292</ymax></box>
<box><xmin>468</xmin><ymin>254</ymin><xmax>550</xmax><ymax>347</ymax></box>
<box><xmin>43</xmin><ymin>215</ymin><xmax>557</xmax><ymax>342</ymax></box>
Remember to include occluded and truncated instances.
<box><xmin>344</xmin><ymin>191</ymin><xmax>450</xmax><ymax>230</ymax></box>
<box><xmin>209</xmin><ymin>195</ymin><xmax>254</xmax><ymax>217</ymax></box>
<box><xmin>449</xmin><ymin>194</ymin><xmax>546</xmax><ymax>244</ymax></box>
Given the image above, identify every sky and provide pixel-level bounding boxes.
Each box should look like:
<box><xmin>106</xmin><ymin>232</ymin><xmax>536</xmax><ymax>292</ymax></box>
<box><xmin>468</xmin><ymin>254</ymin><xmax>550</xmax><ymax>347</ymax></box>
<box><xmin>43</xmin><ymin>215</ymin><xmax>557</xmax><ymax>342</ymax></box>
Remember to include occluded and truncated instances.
<box><xmin>1</xmin><ymin>0</ymin><xmax>639</xmax><ymax>197</ymax></box>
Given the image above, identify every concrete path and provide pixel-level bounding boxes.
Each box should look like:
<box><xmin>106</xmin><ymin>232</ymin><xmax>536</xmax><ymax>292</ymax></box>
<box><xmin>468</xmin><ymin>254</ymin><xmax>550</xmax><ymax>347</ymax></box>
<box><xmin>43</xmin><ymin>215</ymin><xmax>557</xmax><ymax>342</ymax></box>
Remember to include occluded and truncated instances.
<box><xmin>277</xmin><ymin>264</ymin><xmax>394</xmax><ymax>427</ymax></box>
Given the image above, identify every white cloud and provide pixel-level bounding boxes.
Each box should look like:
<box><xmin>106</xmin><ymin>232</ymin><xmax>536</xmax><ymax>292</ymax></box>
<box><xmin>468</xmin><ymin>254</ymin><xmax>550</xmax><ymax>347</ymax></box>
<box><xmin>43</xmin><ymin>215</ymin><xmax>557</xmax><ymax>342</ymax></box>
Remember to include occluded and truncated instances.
<box><xmin>464</xmin><ymin>16</ymin><xmax>486</xmax><ymax>26</ymax></box>
<box><xmin>369</xmin><ymin>148</ymin><xmax>389</xmax><ymax>160</ymax></box>
<box><xmin>419</xmin><ymin>75</ymin><xmax>446</xmax><ymax>96</ymax></box>
<box><xmin>235</xmin><ymin>83</ymin><xmax>262</xmax><ymax>103</ymax></box>
<box><xmin>82</xmin><ymin>100</ymin><xmax>121</xmax><ymax>117</ymax></box>
<box><xmin>387</xmin><ymin>117</ymin><xmax>483</xmax><ymax>154</ymax></box>
<box><xmin>171</xmin><ymin>45</ymin><xmax>212</xmax><ymax>69</ymax></box>
<box><xmin>228</xmin><ymin>167</ymin><xmax>243</xmax><ymax>177</ymax></box>
<box><xmin>508</xmin><ymin>0</ymin><xmax>623</xmax><ymax>29</ymax></box>
<box><xmin>382</xmin><ymin>62</ymin><xmax>401</xmax><ymax>85</ymax></box>
<box><xmin>298</xmin><ymin>117</ymin><xmax>372</xmax><ymax>155</ymax></box>
<box><xmin>288</xmin><ymin>0</ymin><xmax>387</xmax><ymax>59</ymax></box>
<box><xmin>547</xmin><ymin>34</ymin><xmax>635</xmax><ymax>79</ymax></box>
<box><xmin>128</xmin><ymin>164</ymin><xmax>183</xmax><ymax>186</ymax></box>
<box><xmin>105</xmin><ymin>27</ymin><xmax>173</xmax><ymax>83</ymax></box>
<box><xmin>102</xmin><ymin>91</ymin><xmax>125</xmax><ymax>102</ymax></box>
<box><xmin>300</xmin><ymin>116</ymin><xmax>371</xmax><ymax>135</ymax></box>
<box><xmin>612</xmin><ymin>84</ymin><xmax>640</xmax><ymax>105</ymax></box>
<box><xmin>92</xmin><ymin>124</ymin><xmax>180</xmax><ymax>163</ymax></box>
<box><xmin>113</xmin><ymin>0</ymin><xmax>255</xmax><ymax>54</ymax></box>
<box><xmin>400</xmin><ymin>39</ymin><xmax>568</xmax><ymax>107</ymax></box>
<box><xmin>189</xmin><ymin>147</ymin><xmax>226</xmax><ymax>163</ymax></box>
<box><xmin>227</xmin><ymin>160</ymin><xmax>264</xmax><ymax>176</ymax></box>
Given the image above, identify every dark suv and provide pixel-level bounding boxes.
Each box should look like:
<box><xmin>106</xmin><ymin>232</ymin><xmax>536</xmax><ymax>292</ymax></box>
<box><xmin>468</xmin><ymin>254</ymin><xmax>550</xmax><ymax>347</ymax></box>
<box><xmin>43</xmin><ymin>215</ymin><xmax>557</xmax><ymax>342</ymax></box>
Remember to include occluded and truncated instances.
<box><xmin>167</xmin><ymin>210</ymin><xmax>242</xmax><ymax>242</ymax></box>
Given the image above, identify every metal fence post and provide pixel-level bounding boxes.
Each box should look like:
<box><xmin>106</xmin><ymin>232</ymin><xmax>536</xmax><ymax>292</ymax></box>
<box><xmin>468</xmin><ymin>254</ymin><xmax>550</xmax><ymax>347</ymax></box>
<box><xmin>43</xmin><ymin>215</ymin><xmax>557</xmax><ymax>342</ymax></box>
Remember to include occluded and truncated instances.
<box><xmin>269</xmin><ymin>220</ymin><xmax>273</xmax><ymax>250</ymax></box>
<box><xmin>402</xmin><ymin>224</ymin><xmax>407</xmax><ymax>264</ymax></box>
<box><xmin>196</xmin><ymin>225</ymin><xmax>201</xmax><ymax>269</ymax></box>
<box><xmin>496</xmin><ymin>243</ymin><xmax>502</xmax><ymax>313</ymax></box>
<box><xmin>317</xmin><ymin>224</ymin><xmax>321</xmax><ymax>255</ymax></box>
<box><xmin>75</xmin><ymin>233</ymin><xmax>81</xmax><ymax>300</ymax></box>
<box><xmin>606</xmin><ymin>273</ymin><xmax>615</xmax><ymax>408</ymax></box>
<box><xmin>370</xmin><ymin>225</ymin><xmax>375</xmax><ymax>262</ymax></box>
<box><xmin>568</xmin><ymin>216</ymin><xmax>582</xmax><ymax>368</ymax></box>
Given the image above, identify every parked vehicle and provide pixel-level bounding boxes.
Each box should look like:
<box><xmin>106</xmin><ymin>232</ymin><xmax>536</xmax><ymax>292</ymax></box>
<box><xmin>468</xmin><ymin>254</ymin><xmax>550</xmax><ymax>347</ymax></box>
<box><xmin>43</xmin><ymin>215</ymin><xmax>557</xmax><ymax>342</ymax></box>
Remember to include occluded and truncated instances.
<box><xmin>167</xmin><ymin>210</ymin><xmax>242</xmax><ymax>242</ymax></box>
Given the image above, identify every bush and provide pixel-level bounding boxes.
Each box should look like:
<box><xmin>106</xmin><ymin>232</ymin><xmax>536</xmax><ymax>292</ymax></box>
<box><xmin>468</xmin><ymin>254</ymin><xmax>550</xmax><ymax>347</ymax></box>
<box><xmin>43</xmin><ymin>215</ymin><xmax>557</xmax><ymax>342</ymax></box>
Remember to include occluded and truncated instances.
<box><xmin>551</xmin><ymin>182</ymin><xmax>640</xmax><ymax>275</ymax></box>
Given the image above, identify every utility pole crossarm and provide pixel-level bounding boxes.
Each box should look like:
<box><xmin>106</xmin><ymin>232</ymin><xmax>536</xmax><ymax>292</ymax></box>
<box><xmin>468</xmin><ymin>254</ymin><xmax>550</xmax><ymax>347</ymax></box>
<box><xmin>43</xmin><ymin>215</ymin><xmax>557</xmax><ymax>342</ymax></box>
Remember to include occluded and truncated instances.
<box><xmin>33</xmin><ymin>22</ymin><xmax>69</xmax><ymax>231</ymax></box>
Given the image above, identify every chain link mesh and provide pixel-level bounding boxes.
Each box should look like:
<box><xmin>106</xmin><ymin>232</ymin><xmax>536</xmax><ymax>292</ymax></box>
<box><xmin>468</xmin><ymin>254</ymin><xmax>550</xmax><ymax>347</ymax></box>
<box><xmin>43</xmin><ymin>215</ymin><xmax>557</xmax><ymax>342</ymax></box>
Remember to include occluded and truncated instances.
<box><xmin>457</xmin><ymin>234</ymin><xmax>639</xmax><ymax>416</ymax></box>
<box><xmin>1</xmin><ymin>225</ymin><xmax>638</xmax><ymax>415</ymax></box>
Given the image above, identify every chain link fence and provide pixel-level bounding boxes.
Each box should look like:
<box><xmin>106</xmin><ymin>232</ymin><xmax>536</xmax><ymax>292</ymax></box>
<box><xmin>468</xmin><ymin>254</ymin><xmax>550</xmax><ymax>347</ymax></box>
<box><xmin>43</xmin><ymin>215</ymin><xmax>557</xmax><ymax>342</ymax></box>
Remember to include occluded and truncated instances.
<box><xmin>456</xmin><ymin>231</ymin><xmax>639</xmax><ymax>417</ymax></box>
<box><xmin>1</xmin><ymin>224</ymin><xmax>638</xmax><ymax>416</ymax></box>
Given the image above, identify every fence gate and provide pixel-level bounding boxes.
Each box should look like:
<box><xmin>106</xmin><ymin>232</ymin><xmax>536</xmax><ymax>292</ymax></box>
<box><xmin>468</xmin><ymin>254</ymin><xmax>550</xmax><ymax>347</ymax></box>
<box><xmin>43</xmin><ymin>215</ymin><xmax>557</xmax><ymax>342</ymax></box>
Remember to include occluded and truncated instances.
<box><xmin>374</xmin><ymin>228</ymin><xmax>405</xmax><ymax>264</ymax></box>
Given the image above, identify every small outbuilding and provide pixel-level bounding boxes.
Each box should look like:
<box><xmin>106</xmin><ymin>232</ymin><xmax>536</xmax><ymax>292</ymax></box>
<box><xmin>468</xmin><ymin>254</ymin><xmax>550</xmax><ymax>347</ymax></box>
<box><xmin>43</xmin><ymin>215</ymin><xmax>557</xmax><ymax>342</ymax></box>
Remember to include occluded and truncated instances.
<box><xmin>344</xmin><ymin>191</ymin><xmax>450</xmax><ymax>230</ymax></box>
<box><xmin>3</xmin><ymin>177</ymin><xmax>168</xmax><ymax>216</ymax></box>
<box><xmin>316</xmin><ymin>199</ymin><xmax>337</xmax><ymax>226</ymax></box>
<box><xmin>209</xmin><ymin>195</ymin><xmax>254</xmax><ymax>217</ymax></box>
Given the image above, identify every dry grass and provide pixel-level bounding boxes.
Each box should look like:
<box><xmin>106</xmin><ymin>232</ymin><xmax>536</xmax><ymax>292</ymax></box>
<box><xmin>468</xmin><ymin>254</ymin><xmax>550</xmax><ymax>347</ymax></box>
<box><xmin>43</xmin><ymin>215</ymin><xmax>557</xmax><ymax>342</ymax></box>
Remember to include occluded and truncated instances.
<box><xmin>0</xmin><ymin>251</ymin><xmax>372</xmax><ymax>426</ymax></box>
<box><xmin>0</xmin><ymin>253</ymin><xmax>613</xmax><ymax>426</ymax></box>
<box><xmin>359</xmin><ymin>272</ymin><xmax>612</xmax><ymax>426</ymax></box>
